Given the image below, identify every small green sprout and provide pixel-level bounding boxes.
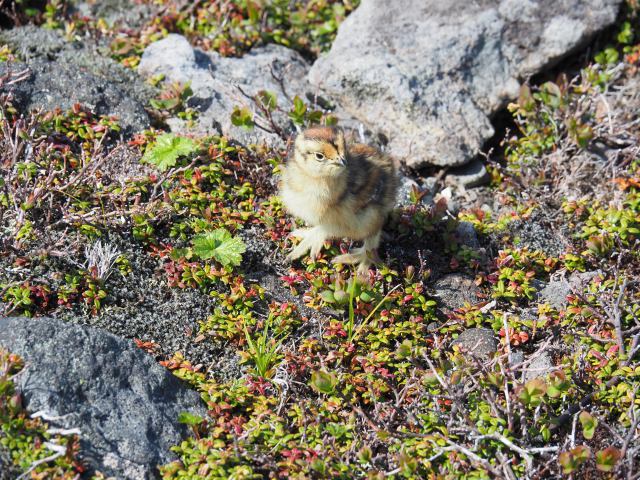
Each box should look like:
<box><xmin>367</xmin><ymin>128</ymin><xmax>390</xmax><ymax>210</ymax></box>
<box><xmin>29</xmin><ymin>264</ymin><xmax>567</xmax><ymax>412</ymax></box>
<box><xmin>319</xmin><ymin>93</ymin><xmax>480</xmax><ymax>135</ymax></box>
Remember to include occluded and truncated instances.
<box><xmin>579</xmin><ymin>411</ymin><xmax>598</xmax><ymax>440</ymax></box>
<box><xmin>242</xmin><ymin>313</ymin><xmax>284</xmax><ymax>379</ymax></box>
<box><xmin>230</xmin><ymin>106</ymin><xmax>255</xmax><ymax>131</ymax></box>
<box><xmin>310</xmin><ymin>369</ymin><xmax>338</xmax><ymax>395</ymax></box>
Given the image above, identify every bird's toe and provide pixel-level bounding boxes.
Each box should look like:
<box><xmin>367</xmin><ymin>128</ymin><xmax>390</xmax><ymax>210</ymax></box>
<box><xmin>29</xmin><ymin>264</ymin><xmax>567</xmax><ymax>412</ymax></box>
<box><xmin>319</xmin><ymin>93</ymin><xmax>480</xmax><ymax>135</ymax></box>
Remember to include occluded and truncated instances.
<box><xmin>309</xmin><ymin>242</ymin><xmax>324</xmax><ymax>260</ymax></box>
<box><xmin>356</xmin><ymin>262</ymin><xmax>372</xmax><ymax>278</ymax></box>
<box><xmin>287</xmin><ymin>242</ymin><xmax>310</xmax><ymax>261</ymax></box>
<box><xmin>289</xmin><ymin>228</ymin><xmax>309</xmax><ymax>240</ymax></box>
<box><xmin>332</xmin><ymin>252</ymin><xmax>360</xmax><ymax>265</ymax></box>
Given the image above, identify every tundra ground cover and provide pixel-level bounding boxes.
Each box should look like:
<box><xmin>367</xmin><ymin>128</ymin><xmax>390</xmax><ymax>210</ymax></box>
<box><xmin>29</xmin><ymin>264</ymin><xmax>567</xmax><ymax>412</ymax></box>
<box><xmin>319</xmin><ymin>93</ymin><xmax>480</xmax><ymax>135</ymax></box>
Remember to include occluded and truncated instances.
<box><xmin>0</xmin><ymin>1</ymin><xmax>639</xmax><ymax>478</ymax></box>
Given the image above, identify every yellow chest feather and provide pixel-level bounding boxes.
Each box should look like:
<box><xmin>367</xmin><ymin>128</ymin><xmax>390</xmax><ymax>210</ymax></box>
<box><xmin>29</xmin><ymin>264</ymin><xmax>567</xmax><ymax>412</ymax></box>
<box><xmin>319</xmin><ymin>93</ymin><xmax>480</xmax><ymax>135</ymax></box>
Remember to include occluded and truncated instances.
<box><xmin>280</xmin><ymin>180</ymin><xmax>332</xmax><ymax>226</ymax></box>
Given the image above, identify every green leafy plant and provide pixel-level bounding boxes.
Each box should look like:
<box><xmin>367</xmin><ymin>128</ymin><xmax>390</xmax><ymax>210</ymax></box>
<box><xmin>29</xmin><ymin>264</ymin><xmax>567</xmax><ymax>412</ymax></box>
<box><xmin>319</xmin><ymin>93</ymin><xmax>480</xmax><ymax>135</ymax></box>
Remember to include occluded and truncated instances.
<box><xmin>177</xmin><ymin>412</ymin><xmax>204</xmax><ymax>426</ymax></box>
<box><xmin>558</xmin><ymin>445</ymin><xmax>591</xmax><ymax>474</ymax></box>
<box><xmin>519</xmin><ymin>378</ymin><xmax>548</xmax><ymax>407</ymax></box>
<box><xmin>256</xmin><ymin>90</ymin><xmax>277</xmax><ymax>112</ymax></box>
<box><xmin>617</xmin><ymin>20</ymin><xmax>634</xmax><ymax>45</ymax></box>
<box><xmin>2</xmin><ymin>284</ymin><xmax>33</xmax><ymax>315</ymax></box>
<box><xmin>150</xmin><ymin>81</ymin><xmax>198</xmax><ymax>121</ymax></box>
<box><xmin>142</xmin><ymin>133</ymin><xmax>198</xmax><ymax>171</ymax></box>
<box><xmin>191</xmin><ymin>229</ymin><xmax>246</xmax><ymax>267</ymax></box>
<box><xmin>288</xmin><ymin>95</ymin><xmax>323</xmax><ymax>127</ymax></box>
<box><xmin>345</xmin><ymin>279</ymin><xmax>401</xmax><ymax>343</ymax></box>
<box><xmin>595</xmin><ymin>47</ymin><xmax>620</xmax><ymax>66</ymax></box>
<box><xmin>177</xmin><ymin>412</ymin><xmax>205</xmax><ymax>440</ymax></box>
<box><xmin>150</xmin><ymin>82</ymin><xmax>193</xmax><ymax>111</ymax></box>
<box><xmin>81</xmin><ymin>277</ymin><xmax>107</xmax><ymax>314</ymax></box>
<box><xmin>310</xmin><ymin>369</ymin><xmax>338</xmax><ymax>395</ymax></box>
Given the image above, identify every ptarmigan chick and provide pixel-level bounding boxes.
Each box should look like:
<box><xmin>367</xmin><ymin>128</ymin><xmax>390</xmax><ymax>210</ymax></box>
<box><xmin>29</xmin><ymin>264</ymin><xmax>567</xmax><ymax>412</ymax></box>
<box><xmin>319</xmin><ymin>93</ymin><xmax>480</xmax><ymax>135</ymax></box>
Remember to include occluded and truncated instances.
<box><xmin>279</xmin><ymin>126</ymin><xmax>398</xmax><ymax>275</ymax></box>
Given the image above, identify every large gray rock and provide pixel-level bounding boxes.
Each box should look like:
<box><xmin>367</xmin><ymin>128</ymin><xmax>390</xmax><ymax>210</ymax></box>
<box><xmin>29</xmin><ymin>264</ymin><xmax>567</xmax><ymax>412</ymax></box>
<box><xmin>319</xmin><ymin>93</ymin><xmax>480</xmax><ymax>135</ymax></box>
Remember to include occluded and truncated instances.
<box><xmin>0</xmin><ymin>317</ymin><xmax>206</xmax><ymax>479</ymax></box>
<box><xmin>138</xmin><ymin>34</ymin><xmax>311</xmax><ymax>146</ymax></box>
<box><xmin>308</xmin><ymin>0</ymin><xmax>622</xmax><ymax>167</ymax></box>
<box><xmin>0</xmin><ymin>26</ymin><xmax>152</xmax><ymax>134</ymax></box>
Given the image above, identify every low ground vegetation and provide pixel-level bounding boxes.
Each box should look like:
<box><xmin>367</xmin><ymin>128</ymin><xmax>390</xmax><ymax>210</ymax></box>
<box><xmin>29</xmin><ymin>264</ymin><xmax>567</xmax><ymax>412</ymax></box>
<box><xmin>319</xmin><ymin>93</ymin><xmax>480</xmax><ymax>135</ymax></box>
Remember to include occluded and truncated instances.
<box><xmin>0</xmin><ymin>349</ymin><xmax>88</xmax><ymax>479</ymax></box>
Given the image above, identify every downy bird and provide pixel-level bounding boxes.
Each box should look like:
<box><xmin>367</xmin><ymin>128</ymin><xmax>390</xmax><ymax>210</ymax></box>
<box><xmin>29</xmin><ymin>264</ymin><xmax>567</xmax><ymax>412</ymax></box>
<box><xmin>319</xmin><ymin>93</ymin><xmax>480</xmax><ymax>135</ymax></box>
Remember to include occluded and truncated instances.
<box><xmin>279</xmin><ymin>126</ymin><xmax>398</xmax><ymax>275</ymax></box>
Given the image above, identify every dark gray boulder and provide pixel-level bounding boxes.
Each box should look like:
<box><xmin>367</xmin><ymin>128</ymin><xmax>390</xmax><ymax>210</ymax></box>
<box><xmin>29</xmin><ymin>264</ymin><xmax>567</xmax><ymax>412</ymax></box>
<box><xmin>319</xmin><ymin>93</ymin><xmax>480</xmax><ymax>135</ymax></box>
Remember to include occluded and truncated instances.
<box><xmin>308</xmin><ymin>0</ymin><xmax>622</xmax><ymax>167</ymax></box>
<box><xmin>0</xmin><ymin>26</ymin><xmax>152</xmax><ymax>134</ymax></box>
<box><xmin>0</xmin><ymin>60</ymin><xmax>150</xmax><ymax>135</ymax></box>
<box><xmin>0</xmin><ymin>317</ymin><xmax>206</xmax><ymax>479</ymax></box>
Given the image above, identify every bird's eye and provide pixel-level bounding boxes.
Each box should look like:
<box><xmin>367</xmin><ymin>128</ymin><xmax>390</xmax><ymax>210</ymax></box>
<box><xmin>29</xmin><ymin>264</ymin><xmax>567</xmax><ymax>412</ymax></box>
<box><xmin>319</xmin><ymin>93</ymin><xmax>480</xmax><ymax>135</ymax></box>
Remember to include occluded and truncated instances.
<box><xmin>314</xmin><ymin>152</ymin><xmax>325</xmax><ymax>161</ymax></box>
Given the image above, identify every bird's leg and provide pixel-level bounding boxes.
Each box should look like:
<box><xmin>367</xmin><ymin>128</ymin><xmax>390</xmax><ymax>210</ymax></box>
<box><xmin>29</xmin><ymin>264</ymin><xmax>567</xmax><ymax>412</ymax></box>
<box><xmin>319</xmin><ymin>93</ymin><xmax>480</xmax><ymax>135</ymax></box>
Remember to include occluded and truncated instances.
<box><xmin>287</xmin><ymin>226</ymin><xmax>327</xmax><ymax>262</ymax></box>
<box><xmin>362</xmin><ymin>231</ymin><xmax>382</xmax><ymax>262</ymax></box>
<box><xmin>332</xmin><ymin>231</ymin><xmax>382</xmax><ymax>276</ymax></box>
<box><xmin>357</xmin><ymin>231</ymin><xmax>382</xmax><ymax>276</ymax></box>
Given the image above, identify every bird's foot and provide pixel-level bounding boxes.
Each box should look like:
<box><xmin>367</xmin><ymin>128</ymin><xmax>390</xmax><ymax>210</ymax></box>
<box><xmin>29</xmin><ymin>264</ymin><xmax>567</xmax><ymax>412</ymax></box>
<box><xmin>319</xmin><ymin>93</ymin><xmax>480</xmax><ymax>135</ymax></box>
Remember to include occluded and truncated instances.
<box><xmin>287</xmin><ymin>228</ymin><xmax>310</xmax><ymax>261</ymax></box>
<box><xmin>332</xmin><ymin>248</ymin><xmax>364</xmax><ymax>265</ymax></box>
<box><xmin>332</xmin><ymin>247</ymin><xmax>380</xmax><ymax>277</ymax></box>
<box><xmin>287</xmin><ymin>227</ymin><xmax>326</xmax><ymax>262</ymax></box>
<box><xmin>289</xmin><ymin>228</ymin><xmax>309</xmax><ymax>240</ymax></box>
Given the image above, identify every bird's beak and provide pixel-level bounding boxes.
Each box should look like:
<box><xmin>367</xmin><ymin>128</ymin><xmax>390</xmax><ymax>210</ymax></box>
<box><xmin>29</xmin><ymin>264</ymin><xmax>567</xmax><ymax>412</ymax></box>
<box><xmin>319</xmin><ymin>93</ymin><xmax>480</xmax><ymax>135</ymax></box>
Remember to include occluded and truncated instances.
<box><xmin>335</xmin><ymin>156</ymin><xmax>346</xmax><ymax>167</ymax></box>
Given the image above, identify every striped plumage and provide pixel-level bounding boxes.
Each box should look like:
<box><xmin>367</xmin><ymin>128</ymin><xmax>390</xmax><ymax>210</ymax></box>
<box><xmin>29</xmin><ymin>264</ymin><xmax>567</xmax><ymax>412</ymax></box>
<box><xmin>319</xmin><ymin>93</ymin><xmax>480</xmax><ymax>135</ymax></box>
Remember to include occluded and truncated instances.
<box><xmin>279</xmin><ymin>127</ymin><xmax>398</xmax><ymax>275</ymax></box>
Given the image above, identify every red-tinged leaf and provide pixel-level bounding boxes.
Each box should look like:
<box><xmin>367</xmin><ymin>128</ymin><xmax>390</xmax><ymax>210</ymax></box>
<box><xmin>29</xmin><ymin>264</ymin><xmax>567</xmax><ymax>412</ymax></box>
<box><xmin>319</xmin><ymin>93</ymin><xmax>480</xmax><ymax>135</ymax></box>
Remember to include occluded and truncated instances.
<box><xmin>559</xmin><ymin>445</ymin><xmax>591</xmax><ymax>474</ymax></box>
<box><xmin>596</xmin><ymin>447</ymin><xmax>621</xmax><ymax>472</ymax></box>
<box><xmin>134</xmin><ymin>338</ymin><xmax>158</xmax><ymax>353</ymax></box>
<box><xmin>606</xmin><ymin>344</ymin><xmax>619</xmax><ymax>357</ymax></box>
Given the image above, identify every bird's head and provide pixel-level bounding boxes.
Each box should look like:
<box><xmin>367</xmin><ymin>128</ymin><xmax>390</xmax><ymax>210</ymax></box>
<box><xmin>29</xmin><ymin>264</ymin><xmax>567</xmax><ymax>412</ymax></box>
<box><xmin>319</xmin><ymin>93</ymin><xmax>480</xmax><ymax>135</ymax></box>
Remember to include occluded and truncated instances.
<box><xmin>293</xmin><ymin>127</ymin><xmax>348</xmax><ymax>178</ymax></box>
